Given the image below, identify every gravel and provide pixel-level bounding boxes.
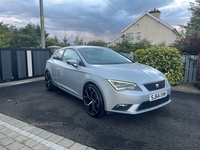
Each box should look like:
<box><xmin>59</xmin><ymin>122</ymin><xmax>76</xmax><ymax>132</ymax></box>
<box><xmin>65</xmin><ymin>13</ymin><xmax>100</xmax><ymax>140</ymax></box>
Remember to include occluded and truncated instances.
<box><xmin>172</xmin><ymin>83</ymin><xmax>200</xmax><ymax>94</ymax></box>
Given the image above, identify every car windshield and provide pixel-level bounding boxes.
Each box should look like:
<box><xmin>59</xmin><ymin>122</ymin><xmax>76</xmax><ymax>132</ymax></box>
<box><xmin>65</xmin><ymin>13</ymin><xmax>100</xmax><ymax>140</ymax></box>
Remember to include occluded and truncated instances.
<box><xmin>77</xmin><ymin>47</ymin><xmax>132</xmax><ymax>65</ymax></box>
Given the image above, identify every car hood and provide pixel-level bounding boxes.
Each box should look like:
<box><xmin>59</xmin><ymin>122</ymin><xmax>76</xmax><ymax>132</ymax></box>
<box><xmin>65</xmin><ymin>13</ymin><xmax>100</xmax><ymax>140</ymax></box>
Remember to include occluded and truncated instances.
<box><xmin>91</xmin><ymin>63</ymin><xmax>165</xmax><ymax>84</ymax></box>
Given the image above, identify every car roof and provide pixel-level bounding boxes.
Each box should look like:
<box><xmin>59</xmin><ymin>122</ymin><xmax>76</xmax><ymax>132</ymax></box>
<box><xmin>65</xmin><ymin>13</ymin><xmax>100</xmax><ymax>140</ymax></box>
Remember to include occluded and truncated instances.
<box><xmin>64</xmin><ymin>45</ymin><xmax>107</xmax><ymax>50</ymax></box>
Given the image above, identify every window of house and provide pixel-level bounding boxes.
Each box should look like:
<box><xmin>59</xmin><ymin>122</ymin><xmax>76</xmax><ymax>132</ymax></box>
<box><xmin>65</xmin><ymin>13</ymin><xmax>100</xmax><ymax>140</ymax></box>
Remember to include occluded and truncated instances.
<box><xmin>137</xmin><ymin>32</ymin><xmax>141</xmax><ymax>41</ymax></box>
<box><xmin>52</xmin><ymin>49</ymin><xmax>64</xmax><ymax>60</ymax></box>
<box><xmin>126</xmin><ymin>33</ymin><xmax>133</xmax><ymax>42</ymax></box>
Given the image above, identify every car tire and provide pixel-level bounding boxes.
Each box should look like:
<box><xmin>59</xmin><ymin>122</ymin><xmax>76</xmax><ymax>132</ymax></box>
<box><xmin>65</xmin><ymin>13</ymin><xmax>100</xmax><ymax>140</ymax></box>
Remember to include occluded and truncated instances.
<box><xmin>83</xmin><ymin>84</ymin><xmax>105</xmax><ymax>118</ymax></box>
<box><xmin>45</xmin><ymin>71</ymin><xmax>56</xmax><ymax>91</ymax></box>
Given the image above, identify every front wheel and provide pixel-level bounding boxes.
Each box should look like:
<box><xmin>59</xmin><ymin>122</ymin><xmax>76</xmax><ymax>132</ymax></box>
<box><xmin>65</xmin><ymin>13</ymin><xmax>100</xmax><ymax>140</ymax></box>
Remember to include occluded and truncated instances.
<box><xmin>45</xmin><ymin>71</ymin><xmax>56</xmax><ymax>91</ymax></box>
<box><xmin>83</xmin><ymin>84</ymin><xmax>105</xmax><ymax>118</ymax></box>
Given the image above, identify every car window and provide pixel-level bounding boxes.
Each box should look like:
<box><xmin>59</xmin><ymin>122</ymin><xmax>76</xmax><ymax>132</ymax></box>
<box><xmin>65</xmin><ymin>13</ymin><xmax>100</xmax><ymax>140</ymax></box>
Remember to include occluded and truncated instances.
<box><xmin>52</xmin><ymin>49</ymin><xmax>64</xmax><ymax>60</ymax></box>
<box><xmin>78</xmin><ymin>47</ymin><xmax>132</xmax><ymax>64</ymax></box>
<box><xmin>62</xmin><ymin>49</ymin><xmax>81</xmax><ymax>64</ymax></box>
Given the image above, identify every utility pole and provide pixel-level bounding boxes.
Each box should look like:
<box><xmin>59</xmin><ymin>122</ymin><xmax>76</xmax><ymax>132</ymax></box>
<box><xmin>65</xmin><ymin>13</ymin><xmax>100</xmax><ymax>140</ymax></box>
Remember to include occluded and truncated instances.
<box><xmin>39</xmin><ymin>0</ymin><xmax>45</xmax><ymax>48</ymax></box>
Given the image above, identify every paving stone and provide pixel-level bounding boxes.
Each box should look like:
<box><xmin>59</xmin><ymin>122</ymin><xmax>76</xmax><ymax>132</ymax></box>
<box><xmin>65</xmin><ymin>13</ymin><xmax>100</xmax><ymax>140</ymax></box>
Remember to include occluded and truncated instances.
<box><xmin>0</xmin><ymin>113</ymin><xmax>95</xmax><ymax>150</ymax></box>
<box><xmin>0</xmin><ymin>125</ymin><xmax>5</xmax><ymax>130</ymax></box>
<box><xmin>24</xmin><ymin>138</ymin><xmax>38</xmax><ymax>147</ymax></box>
<box><xmin>20</xmin><ymin>130</ymin><xmax>31</xmax><ymax>137</ymax></box>
<box><xmin>14</xmin><ymin>135</ymin><xmax>29</xmax><ymax>143</ymax></box>
<box><xmin>18</xmin><ymin>146</ymin><xmax>33</xmax><ymax>150</ymax></box>
<box><xmin>1</xmin><ymin>116</ymin><xmax>12</xmax><ymax>122</ymax></box>
<box><xmin>32</xmin><ymin>143</ymin><xmax>49</xmax><ymax>150</ymax></box>
<box><xmin>28</xmin><ymin>127</ymin><xmax>44</xmax><ymax>135</ymax></box>
<box><xmin>69</xmin><ymin>143</ymin><xmax>88</xmax><ymax>150</ymax></box>
<box><xmin>6</xmin><ymin>141</ymin><xmax>24</xmax><ymax>150</ymax></box>
<box><xmin>32</xmin><ymin>135</ymin><xmax>42</xmax><ymax>141</ymax></box>
<box><xmin>0</xmin><ymin>133</ymin><xmax>6</xmax><ymax>140</ymax></box>
<box><xmin>47</xmin><ymin>134</ymin><xmax>64</xmax><ymax>144</ymax></box>
<box><xmin>58</xmin><ymin>138</ymin><xmax>75</xmax><ymax>148</ymax></box>
<box><xmin>43</xmin><ymin>141</ymin><xmax>54</xmax><ymax>147</ymax></box>
<box><xmin>7</xmin><ymin>120</ymin><xmax>21</xmax><ymax>126</ymax></box>
<box><xmin>7</xmin><ymin>131</ymin><xmax>20</xmax><ymax>138</ymax></box>
<box><xmin>50</xmin><ymin>143</ymin><xmax>65</xmax><ymax>150</ymax></box>
<box><xmin>1</xmin><ymin>127</ymin><xmax>12</xmax><ymax>135</ymax></box>
<box><xmin>27</xmin><ymin>134</ymin><xmax>35</xmax><ymax>139</ymax></box>
<box><xmin>12</xmin><ymin>122</ymin><xmax>27</xmax><ymax>128</ymax></box>
<box><xmin>21</xmin><ymin>125</ymin><xmax>35</xmax><ymax>132</ymax></box>
<box><xmin>0</xmin><ymin>145</ymin><xmax>7</xmax><ymax>150</ymax></box>
<box><xmin>40</xmin><ymin>139</ymin><xmax>49</xmax><ymax>145</ymax></box>
<box><xmin>37</xmin><ymin>131</ymin><xmax>53</xmax><ymax>139</ymax></box>
<box><xmin>0</xmin><ymin>137</ymin><xmax>15</xmax><ymax>146</ymax></box>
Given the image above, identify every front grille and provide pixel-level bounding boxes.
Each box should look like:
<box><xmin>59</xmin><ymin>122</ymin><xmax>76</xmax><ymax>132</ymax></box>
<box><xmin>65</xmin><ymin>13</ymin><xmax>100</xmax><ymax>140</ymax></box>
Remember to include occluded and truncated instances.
<box><xmin>144</xmin><ymin>80</ymin><xmax>165</xmax><ymax>91</ymax></box>
<box><xmin>137</xmin><ymin>95</ymin><xmax>169</xmax><ymax>111</ymax></box>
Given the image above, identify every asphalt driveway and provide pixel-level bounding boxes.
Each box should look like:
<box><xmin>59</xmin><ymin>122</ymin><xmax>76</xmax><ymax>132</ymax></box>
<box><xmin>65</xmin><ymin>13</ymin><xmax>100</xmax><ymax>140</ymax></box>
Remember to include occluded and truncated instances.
<box><xmin>0</xmin><ymin>80</ymin><xmax>199</xmax><ymax>150</ymax></box>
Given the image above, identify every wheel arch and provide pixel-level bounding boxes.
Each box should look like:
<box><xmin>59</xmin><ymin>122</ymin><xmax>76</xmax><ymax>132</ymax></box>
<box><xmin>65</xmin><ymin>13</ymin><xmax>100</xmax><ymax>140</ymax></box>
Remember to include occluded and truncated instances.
<box><xmin>82</xmin><ymin>81</ymin><xmax>107</xmax><ymax>111</ymax></box>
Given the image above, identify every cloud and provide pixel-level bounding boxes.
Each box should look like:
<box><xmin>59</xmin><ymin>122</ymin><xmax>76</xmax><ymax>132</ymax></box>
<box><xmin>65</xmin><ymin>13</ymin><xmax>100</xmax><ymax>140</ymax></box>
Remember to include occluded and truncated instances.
<box><xmin>0</xmin><ymin>0</ymin><xmax>193</xmax><ymax>43</ymax></box>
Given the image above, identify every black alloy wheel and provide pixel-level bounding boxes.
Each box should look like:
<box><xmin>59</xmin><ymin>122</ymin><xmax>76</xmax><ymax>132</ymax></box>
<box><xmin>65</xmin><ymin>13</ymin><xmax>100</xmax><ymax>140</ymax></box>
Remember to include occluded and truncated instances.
<box><xmin>83</xmin><ymin>84</ymin><xmax>105</xmax><ymax>118</ymax></box>
<box><xmin>45</xmin><ymin>71</ymin><xmax>56</xmax><ymax>91</ymax></box>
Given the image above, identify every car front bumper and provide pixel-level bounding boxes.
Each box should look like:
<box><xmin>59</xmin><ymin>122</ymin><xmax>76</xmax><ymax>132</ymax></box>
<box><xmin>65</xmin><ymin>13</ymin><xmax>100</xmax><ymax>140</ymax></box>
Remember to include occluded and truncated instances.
<box><xmin>99</xmin><ymin>80</ymin><xmax>171</xmax><ymax>115</ymax></box>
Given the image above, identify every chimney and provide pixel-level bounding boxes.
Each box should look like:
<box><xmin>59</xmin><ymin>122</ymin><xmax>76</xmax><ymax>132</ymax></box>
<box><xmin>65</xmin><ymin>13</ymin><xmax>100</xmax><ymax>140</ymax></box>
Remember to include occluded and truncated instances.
<box><xmin>149</xmin><ymin>8</ymin><xmax>161</xmax><ymax>19</ymax></box>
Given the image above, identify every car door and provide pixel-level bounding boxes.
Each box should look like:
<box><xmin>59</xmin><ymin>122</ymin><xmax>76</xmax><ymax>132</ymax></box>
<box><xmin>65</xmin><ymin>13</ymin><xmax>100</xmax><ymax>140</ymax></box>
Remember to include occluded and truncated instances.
<box><xmin>56</xmin><ymin>48</ymin><xmax>84</xmax><ymax>97</ymax></box>
<box><xmin>50</xmin><ymin>49</ymin><xmax>64</xmax><ymax>83</ymax></box>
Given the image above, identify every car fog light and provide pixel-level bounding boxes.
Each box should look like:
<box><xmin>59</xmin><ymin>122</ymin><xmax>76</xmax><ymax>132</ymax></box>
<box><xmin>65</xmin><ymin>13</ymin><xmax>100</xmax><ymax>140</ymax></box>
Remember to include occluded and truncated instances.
<box><xmin>112</xmin><ymin>104</ymin><xmax>132</xmax><ymax>111</ymax></box>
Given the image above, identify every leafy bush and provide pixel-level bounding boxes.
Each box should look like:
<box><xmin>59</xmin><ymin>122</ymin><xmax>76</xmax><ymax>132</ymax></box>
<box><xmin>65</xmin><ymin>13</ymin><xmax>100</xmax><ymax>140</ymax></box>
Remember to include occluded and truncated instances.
<box><xmin>135</xmin><ymin>46</ymin><xmax>183</xmax><ymax>85</ymax></box>
<box><xmin>87</xmin><ymin>40</ymin><xmax>106</xmax><ymax>46</ymax></box>
<box><xmin>134</xmin><ymin>49</ymin><xmax>147</xmax><ymax>64</ymax></box>
<box><xmin>174</xmin><ymin>33</ymin><xmax>200</xmax><ymax>89</ymax></box>
<box><xmin>109</xmin><ymin>37</ymin><xmax>151</xmax><ymax>53</ymax></box>
<box><xmin>174</xmin><ymin>33</ymin><xmax>200</xmax><ymax>55</ymax></box>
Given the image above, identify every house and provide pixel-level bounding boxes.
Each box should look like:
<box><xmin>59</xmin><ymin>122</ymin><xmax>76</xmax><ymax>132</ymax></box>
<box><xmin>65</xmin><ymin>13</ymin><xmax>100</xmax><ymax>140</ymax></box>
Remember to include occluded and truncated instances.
<box><xmin>108</xmin><ymin>8</ymin><xmax>180</xmax><ymax>46</ymax></box>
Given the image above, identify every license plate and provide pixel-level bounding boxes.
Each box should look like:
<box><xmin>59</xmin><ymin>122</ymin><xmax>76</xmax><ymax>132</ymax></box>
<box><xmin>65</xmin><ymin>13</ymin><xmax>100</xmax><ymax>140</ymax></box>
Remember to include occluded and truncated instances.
<box><xmin>150</xmin><ymin>91</ymin><xmax>167</xmax><ymax>101</ymax></box>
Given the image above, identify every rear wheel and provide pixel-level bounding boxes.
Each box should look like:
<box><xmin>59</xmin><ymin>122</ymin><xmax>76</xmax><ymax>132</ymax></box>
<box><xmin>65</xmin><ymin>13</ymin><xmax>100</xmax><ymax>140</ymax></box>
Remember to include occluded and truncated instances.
<box><xmin>83</xmin><ymin>84</ymin><xmax>105</xmax><ymax>118</ymax></box>
<box><xmin>45</xmin><ymin>71</ymin><xmax>56</xmax><ymax>91</ymax></box>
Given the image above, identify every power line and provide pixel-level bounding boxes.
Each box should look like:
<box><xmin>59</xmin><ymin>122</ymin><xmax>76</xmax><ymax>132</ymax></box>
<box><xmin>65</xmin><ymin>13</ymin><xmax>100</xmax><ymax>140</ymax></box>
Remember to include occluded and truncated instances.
<box><xmin>102</xmin><ymin>0</ymin><xmax>132</xmax><ymax>22</ymax></box>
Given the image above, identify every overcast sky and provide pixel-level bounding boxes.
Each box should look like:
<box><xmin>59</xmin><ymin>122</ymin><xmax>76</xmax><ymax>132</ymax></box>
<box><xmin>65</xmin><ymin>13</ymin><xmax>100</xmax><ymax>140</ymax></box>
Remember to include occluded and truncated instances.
<box><xmin>0</xmin><ymin>0</ymin><xmax>194</xmax><ymax>43</ymax></box>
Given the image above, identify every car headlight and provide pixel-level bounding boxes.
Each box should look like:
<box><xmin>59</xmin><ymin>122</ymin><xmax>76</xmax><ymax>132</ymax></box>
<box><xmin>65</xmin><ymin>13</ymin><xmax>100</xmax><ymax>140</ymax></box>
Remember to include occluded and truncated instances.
<box><xmin>107</xmin><ymin>80</ymin><xmax>142</xmax><ymax>91</ymax></box>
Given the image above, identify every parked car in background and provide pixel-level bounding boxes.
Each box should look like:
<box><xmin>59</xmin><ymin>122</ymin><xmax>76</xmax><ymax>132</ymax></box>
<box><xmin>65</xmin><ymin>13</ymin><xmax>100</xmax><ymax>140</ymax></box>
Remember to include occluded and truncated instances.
<box><xmin>45</xmin><ymin>46</ymin><xmax>171</xmax><ymax>117</ymax></box>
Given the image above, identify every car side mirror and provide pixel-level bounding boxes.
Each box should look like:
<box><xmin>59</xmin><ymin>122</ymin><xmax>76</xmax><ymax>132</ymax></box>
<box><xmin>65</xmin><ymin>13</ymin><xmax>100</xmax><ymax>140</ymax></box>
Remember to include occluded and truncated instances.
<box><xmin>66</xmin><ymin>59</ymin><xmax>78</xmax><ymax>67</ymax></box>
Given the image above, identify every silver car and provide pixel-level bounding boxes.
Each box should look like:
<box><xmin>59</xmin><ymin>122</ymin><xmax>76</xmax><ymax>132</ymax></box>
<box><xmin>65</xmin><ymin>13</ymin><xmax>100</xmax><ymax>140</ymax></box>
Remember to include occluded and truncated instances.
<box><xmin>45</xmin><ymin>46</ymin><xmax>171</xmax><ymax>117</ymax></box>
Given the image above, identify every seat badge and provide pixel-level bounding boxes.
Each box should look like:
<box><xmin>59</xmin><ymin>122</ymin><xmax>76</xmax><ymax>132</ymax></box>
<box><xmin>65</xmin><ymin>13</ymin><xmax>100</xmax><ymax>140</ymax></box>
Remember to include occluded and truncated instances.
<box><xmin>156</xmin><ymin>83</ymin><xmax>159</xmax><ymax>88</ymax></box>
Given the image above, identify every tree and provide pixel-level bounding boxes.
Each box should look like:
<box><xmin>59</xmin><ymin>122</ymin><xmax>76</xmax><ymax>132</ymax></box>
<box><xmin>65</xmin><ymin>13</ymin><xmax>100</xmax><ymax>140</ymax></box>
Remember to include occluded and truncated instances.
<box><xmin>62</xmin><ymin>34</ymin><xmax>70</xmax><ymax>46</ymax></box>
<box><xmin>174</xmin><ymin>0</ymin><xmax>200</xmax><ymax>55</ymax></box>
<box><xmin>8</xmin><ymin>23</ymin><xmax>43</xmax><ymax>48</ymax></box>
<box><xmin>73</xmin><ymin>35</ymin><xmax>83</xmax><ymax>45</ymax></box>
<box><xmin>186</xmin><ymin>0</ymin><xmax>200</xmax><ymax>35</ymax></box>
<box><xmin>46</xmin><ymin>36</ymin><xmax>62</xmax><ymax>47</ymax></box>
<box><xmin>0</xmin><ymin>22</ymin><xmax>11</xmax><ymax>47</ymax></box>
<box><xmin>87</xmin><ymin>40</ymin><xmax>106</xmax><ymax>46</ymax></box>
<box><xmin>0</xmin><ymin>22</ymin><xmax>51</xmax><ymax>48</ymax></box>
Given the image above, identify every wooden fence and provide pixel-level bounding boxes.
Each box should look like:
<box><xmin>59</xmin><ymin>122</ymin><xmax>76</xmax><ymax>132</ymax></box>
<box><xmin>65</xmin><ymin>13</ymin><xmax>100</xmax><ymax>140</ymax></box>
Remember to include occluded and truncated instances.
<box><xmin>121</xmin><ymin>52</ymin><xmax>198</xmax><ymax>83</ymax></box>
<box><xmin>182</xmin><ymin>55</ymin><xmax>198</xmax><ymax>83</ymax></box>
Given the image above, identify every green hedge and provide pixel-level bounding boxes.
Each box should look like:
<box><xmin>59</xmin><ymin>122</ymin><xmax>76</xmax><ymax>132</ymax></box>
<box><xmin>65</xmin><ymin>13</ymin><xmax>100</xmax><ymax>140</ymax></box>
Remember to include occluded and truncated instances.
<box><xmin>135</xmin><ymin>46</ymin><xmax>183</xmax><ymax>85</ymax></box>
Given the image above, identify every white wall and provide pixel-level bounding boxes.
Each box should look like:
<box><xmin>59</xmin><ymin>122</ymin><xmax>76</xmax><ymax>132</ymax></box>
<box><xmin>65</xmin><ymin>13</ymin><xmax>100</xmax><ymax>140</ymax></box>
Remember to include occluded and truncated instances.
<box><xmin>123</xmin><ymin>15</ymin><xmax>178</xmax><ymax>46</ymax></box>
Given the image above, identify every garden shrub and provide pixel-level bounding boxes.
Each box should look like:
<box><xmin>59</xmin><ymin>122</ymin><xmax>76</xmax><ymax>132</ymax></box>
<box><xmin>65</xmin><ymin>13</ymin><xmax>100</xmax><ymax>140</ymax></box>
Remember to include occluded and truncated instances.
<box><xmin>174</xmin><ymin>33</ymin><xmax>200</xmax><ymax>89</ymax></box>
<box><xmin>135</xmin><ymin>46</ymin><xmax>183</xmax><ymax>85</ymax></box>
